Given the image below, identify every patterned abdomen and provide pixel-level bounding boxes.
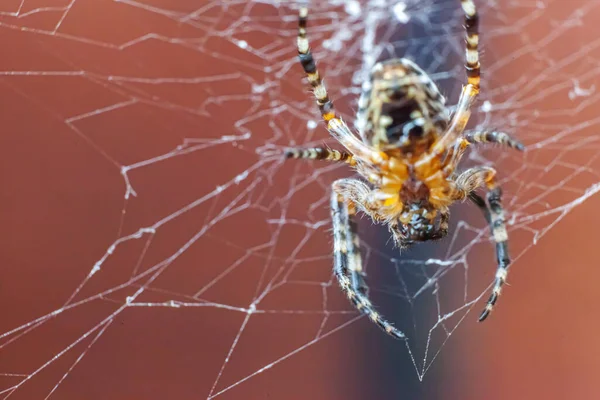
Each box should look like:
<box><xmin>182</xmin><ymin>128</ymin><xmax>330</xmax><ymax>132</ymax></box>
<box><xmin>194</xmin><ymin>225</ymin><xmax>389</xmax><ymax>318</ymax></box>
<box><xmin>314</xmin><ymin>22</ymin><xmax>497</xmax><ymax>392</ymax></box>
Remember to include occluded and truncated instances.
<box><xmin>356</xmin><ymin>58</ymin><xmax>449</xmax><ymax>155</ymax></box>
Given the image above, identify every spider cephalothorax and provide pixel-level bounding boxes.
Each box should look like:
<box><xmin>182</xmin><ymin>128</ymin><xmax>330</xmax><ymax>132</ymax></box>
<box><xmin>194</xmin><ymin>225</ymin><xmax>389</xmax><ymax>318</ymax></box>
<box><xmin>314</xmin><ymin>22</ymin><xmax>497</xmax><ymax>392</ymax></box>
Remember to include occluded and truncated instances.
<box><xmin>284</xmin><ymin>1</ymin><xmax>524</xmax><ymax>339</ymax></box>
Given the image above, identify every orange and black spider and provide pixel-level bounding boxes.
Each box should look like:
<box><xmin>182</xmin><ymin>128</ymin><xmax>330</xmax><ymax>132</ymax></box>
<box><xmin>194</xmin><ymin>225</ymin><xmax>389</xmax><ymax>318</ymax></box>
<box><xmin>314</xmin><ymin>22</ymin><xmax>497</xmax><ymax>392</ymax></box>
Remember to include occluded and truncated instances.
<box><xmin>284</xmin><ymin>1</ymin><xmax>524</xmax><ymax>340</ymax></box>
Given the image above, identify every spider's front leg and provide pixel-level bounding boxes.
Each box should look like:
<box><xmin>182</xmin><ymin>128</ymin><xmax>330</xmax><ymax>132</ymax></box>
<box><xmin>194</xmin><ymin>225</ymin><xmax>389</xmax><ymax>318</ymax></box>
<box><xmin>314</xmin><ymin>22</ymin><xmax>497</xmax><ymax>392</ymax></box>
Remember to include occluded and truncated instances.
<box><xmin>453</xmin><ymin>167</ymin><xmax>510</xmax><ymax>321</ymax></box>
<box><xmin>296</xmin><ymin>8</ymin><xmax>385</xmax><ymax>165</ymax></box>
<box><xmin>331</xmin><ymin>179</ymin><xmax>406</xmax><ymax>340</ymax></box>
<box><xmin>423</xmin><ymin>0</ymin><xmax>481</xmax><ymax>163</ymax></box>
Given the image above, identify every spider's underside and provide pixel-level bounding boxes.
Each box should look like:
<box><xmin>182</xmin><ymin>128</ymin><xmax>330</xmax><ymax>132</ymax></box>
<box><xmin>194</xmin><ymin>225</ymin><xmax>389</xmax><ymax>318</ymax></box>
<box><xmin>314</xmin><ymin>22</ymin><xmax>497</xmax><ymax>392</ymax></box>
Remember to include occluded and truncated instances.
<box><xmin>284</xmin><ymin>0</ymin><xmax>524</xmax><ymax>339</ymax></box>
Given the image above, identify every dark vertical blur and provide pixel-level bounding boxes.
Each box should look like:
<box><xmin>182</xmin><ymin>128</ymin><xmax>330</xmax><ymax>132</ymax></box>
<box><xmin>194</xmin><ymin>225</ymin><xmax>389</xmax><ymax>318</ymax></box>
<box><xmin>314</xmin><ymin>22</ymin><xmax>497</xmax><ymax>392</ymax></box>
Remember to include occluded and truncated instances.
<box><xmin>359</xmin><ymin>2</ymin><xmax>456</xmax><ymax>399</ymax></box>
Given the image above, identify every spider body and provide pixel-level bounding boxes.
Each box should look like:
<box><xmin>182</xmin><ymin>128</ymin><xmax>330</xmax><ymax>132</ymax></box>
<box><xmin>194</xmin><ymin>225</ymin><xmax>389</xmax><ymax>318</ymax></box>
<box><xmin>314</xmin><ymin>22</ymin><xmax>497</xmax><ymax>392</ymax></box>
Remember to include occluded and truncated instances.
<box><xmin>354</xmin><ymin>57</ymin><xmax>456</xmax><ymax>245</ymax></box>
<box><xmin>285</xmin><ymin>1</ymin><xmax>525</xmax><ymax>339</ymax></box>
<box><xmin>366</xmin><ymin>155</ymin><xmax>446</xmax><ymax>245</ymax></box>
<box><xmin>357</xmin><ymin>58</ymin><xmax>447</xmax><ymax>156</ymax></box>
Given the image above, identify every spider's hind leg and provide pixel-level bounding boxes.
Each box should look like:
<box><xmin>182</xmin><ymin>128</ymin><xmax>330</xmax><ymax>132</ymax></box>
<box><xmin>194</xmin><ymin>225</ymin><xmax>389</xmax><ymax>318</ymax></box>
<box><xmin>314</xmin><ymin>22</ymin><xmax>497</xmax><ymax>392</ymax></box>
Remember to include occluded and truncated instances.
<box><xmin>331</xmin><ymin>179</ymin><xmax>406</xmax><ymax>340</ymax></box>
<box><xmin>345</xmin><ymin>202</ymin><xmax>369</xmax><ymax>296</ymax></box>
<box><xmin>455</xmin><ymin>167</ymin><xmax>511</xmax><ymax>321</ymax></box>
<box><xmin>477</xmin><ymin>185</ymin><xmax>510</xmax><ymax>321</ymax></box>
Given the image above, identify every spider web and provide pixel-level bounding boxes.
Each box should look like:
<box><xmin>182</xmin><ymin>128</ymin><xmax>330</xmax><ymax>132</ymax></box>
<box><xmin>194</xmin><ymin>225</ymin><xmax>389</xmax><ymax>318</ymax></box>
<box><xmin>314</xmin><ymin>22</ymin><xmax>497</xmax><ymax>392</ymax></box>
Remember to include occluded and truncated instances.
<box><xmin>1</xmin><ymin>0</ymin><xmax>600</xmax><ymax>398</ymax></box>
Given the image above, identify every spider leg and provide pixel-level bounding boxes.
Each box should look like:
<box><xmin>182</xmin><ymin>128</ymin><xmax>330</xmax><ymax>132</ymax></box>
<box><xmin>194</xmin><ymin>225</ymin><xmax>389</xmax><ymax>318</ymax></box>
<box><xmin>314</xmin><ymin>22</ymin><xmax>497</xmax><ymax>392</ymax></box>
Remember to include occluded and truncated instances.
<box><xmin>441</xmin><ymin>129</ymin><xmax>524</xmax><ymax>177</ymax></box>
<box><xmin>284</xmin><ymin>146</ymin><xmax>356</xmax><ymax>165</ymax></box>
<box><xmin>345</xmin><ymin>198</ymin><xmax>369</xmax><ymax>297</ymax></box>
<box><xmin>420</xmin><ymin>0</ymin><xmax>481</xmax><ymax>164</ymax></box>
<box><xmin>454</xmin><ymin>166</ymin><xmax>496</xmax><ymax>195</ymax></box>
<box><xmin>453</xmin><ymin>167</ymin><xmax>511</xmax><ymax>321</ymax></box>
<box><xmin>442</xmin><ymin>138</ymin><xmax>470</xmax><ymax>177</ymax></box>
<box><xmin>354</xmin><ymin>80</ymin><xmax>372</xmax><ymax>142</ymax></box>
<box><xmin>331</xmin><ymin>179</ymin><xmax>406</xmax><ymax>340</ymax></box>
<box><xmin>465</xmin><ymin>131</ymin><xmax>525</xmax><ymax>150</ymax></box>
<box><xmin>468</xmin><ymin>191</ymin><xmax>490</xmax><ymax>222</ymax></box>
<box><xmin>297</xmin><ymin>8</ymin><xmax>337</xmax><ymax>124</ymax></box>
<box><xmin>461</xmin><ymin>0</ymin><xmax>481</xmax><ymax>90</ymax></box>
<box><xmin>297</xmin><ymin>8</ymin><xmax>385</xmax><ymax>165</ymax></box>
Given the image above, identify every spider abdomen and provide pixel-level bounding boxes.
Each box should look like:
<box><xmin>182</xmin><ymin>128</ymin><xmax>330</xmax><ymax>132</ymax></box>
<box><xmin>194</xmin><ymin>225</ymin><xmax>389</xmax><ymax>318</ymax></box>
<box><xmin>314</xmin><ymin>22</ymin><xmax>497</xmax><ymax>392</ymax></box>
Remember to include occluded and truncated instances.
<box><xmin>357</xmin><ymin>58</ymin><xmax>448</xmax><ymax>155</ymax></box>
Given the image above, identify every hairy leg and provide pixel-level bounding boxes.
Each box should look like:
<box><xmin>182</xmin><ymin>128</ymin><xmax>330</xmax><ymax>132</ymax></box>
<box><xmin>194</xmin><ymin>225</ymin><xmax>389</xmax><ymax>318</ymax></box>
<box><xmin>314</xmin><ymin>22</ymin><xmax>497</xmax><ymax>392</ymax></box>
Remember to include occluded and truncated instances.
<box><xmin>454</xmin><ymin>167</ymin><xmax>511</xmax><ymax>321</ymax></box>
<box><xmin>297</xmin><ymin>8</ymin><xmax>336</xmax><ymax>123</ymax></box>
<box><xmin>331</xmin><ymin>179</ymin><xmax>405</xmax><ymax>339</ymax></box>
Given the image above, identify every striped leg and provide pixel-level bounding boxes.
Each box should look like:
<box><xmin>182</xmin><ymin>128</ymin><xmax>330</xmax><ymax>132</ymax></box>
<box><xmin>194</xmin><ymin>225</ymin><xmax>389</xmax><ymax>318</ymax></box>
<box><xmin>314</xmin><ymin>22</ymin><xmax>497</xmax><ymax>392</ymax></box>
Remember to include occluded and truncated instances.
<box><xmin>284</xmin><ymin>147</ymin><xmax>355</xmax><ymax>165</ymax></box>
<box><xmin>465</xmin><ymin>131</ymin><xmax>525</xmax><ymax>151</ymax></box>
<box><xmin>297</xmin><ymin>8</ymin><xmax>337</xmax><ymax>123</ymax></box>
<box><xmin>442</xmin><ymin>130</ymin><xmax>524</xmax><ymax>176</ymax></box>
<box><xmin>478</xmin><ymin>185</ymin><xmax>510</xmax><ymax>321</ymax></box>
<box><xmin>455</xmin><ymin>168</ymin><xmax>511</xmax><ymax>322</ymax></box>
<box><xmin>424</xmin><ymin>0</ymin><xmax>481</xmax><ymax>160</ymax></box>
<box><xmin>331</xmin><ymin>180</ymin><xmax>406</xmax><ymax>340</ymax></box>
<box><xmin>345</xmin><ymin>199</ymin><xmax>368</xmax><ymax>297</ymax></box>
<box><xmin>354</xmin><ymin>81</ymin><xmax>372</xmax><ymax>140</ymax></box>
<box><xmin>462</xmin><ymin>0</ymin><xmax>481</xmax><ymax>89</ymax></box>
<box><xmin>296</xmin><ymin>8</ymin><xmax>386</xmax><ymax>165</ymax></box>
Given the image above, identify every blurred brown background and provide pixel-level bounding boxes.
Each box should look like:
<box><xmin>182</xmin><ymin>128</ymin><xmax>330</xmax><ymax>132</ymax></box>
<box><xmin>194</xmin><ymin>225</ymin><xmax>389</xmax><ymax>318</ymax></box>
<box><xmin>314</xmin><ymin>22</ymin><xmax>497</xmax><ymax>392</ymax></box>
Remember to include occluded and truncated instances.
<box><xmin>1</xmin><ymin>0</ymin><xmax>600</xmax><ymax>399</ymax></box>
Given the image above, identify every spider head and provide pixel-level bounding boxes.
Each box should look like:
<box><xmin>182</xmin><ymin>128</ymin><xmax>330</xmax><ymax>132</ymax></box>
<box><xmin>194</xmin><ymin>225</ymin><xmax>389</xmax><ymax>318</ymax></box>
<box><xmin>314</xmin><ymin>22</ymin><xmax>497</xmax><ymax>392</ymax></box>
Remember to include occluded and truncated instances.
<box><xmin>390</xmin><ymin>203</ymin><xmax>441</xmax><ymax>247</ymax></box>
<box><xmin>359</xmin><ymin>58</ymin><xmax>448</xmax><ymax>155</ymax></box>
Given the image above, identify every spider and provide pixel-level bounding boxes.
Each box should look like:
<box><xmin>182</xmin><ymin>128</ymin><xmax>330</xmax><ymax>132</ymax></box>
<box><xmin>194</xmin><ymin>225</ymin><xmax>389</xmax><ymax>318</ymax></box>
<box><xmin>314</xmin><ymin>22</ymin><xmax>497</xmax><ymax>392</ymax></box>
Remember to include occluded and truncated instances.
<box><xmin>284</xmin><ymin>1</ymin><xmax>524</xmax><ymax>340</ymax></box>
